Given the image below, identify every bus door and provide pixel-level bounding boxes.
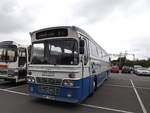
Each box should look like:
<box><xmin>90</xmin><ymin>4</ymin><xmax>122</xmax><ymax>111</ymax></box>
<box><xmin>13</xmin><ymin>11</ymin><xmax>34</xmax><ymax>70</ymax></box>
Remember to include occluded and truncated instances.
<box><xmin>79</xmin><ymin>36</ymin><xmax>89</xmax><ymax>76</ymax></box>
<box><xmin>80</xmin><ymin>36</ymin><xmax>90</xmax><ymax>97</ymax></box>
<box><xmin>18</xmin><ymin>48</ymin><xmax>27</xmax><ymax>79</ymax></box>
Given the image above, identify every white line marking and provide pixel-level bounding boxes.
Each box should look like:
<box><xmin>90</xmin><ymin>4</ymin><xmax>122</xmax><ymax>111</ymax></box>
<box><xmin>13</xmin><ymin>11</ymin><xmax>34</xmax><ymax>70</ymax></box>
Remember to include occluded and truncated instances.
<box><xmin>110</xmin><ymin>78</ymin><xmax>150</xmax><ymax>82</ymax></box>
<box><xmin>6</xmin><ymin>85</ymin><xmax>26</xmax><ymax>90</ymax></box>
<box><xmin>105</xmin><ymin>84</ymin><xmax>132</xmax><ymax>88</ymax></box>
<box><xmin>81</xmin><ymin>104</ymin><xmax>134</xmax><ymax>113</ymax></box>
<box><xmin>0</xmin><ymin>88</ymin><xmax>135</xmax><ymax>113</ymax></box>
<box><xmin>0</xmin><ymin>88</ymin><xmax>29</xmax><ymax>96</ymax></box>
<box><xmin>136</xmin><ymin>87</ymin><xmax>150</xmax><ymax>90</ymax></box>
<box><xmin>130</xmin><ymin>80</ymin><xmax>147</xmax><ymax>113</ymax></box>
<box><xmin>105</xmin><ymin>84</ymin><xmax>150</xmax><ymax>90</ymax></box>
<box><xmin>129</xmin><ymin>80</ymin><xmax>150</xmax><ymax>82</ymax></box>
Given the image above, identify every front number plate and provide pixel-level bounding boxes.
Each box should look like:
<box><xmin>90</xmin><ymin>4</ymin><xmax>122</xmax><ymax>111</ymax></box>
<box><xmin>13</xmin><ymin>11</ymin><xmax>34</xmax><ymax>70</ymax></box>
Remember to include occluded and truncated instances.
<box><xmin>38</xmin><ymin>86</ymin><xmax>60</xmax><ymax>95</ymax></box>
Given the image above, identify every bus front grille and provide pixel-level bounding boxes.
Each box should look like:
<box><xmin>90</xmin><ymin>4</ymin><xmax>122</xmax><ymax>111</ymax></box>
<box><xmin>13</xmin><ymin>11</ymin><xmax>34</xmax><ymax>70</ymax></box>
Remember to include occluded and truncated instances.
<box><xmin>36</xmin><ymin>77</ymin><xmax>62</xmax><ymax>86</ymax></box>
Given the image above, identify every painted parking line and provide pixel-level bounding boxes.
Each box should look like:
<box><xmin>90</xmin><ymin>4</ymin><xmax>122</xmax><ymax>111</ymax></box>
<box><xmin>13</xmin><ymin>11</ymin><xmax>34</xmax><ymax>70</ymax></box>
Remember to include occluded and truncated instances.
<box><xmin>81</xmin><ymin>104</ymin><xmax>134</xmax><ymax>113</ymax></box>
<box><xmin>6</xmin><ymin>84</ymin><xmax>26</xmax><ymax>90</ymax></box>
<box><xmin>0</xmin><ymin>88</ymin><xmax>134</xmax><ymax>113</ymax></box>
<box><xmin>105</xmin><ymin>84</ymin><xmax>150</xmax><ymax>90</ymax></box>
<box><xmin>105</xmin><ymin>84</ymin><xmax>132</xmax><ymax>88</ymax></box>
<box><xmin>0</xmin><ymin>88</ymin><xmax>29</xmax><ymax>96</ymax></box>
<box><xmin>130</xmin><ymin>80</ymin><xmax>147</xmax><ymax>113</ymax></box>
<box><xmin>132</xmin><ymin>80</ymin><xmax>150</xmax><ymax>82</ymax></box>
<box><xmin>136</xmin><ymin>87</ymin><xmax>150</xmax><ymax>90</ymax></box>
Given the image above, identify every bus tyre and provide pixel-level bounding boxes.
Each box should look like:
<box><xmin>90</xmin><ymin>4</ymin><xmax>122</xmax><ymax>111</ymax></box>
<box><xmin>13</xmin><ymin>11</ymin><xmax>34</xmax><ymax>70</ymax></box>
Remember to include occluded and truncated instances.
<box><xmin>93</xmin><ymin>79</ymin><xmax>97</xmax><ymax>91</ymax></box>
<box><xmin>89</xmin><ymin>79</ymin><xmax>97</xmax><ymax>96</ymax></box>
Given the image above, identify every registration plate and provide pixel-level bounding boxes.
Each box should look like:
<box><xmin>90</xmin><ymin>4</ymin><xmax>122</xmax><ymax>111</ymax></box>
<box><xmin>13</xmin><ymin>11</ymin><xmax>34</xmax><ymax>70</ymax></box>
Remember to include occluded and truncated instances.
<box><xmin>38</xmin><ymin>86</ymin><xmax>60</xmax><ymax>95</ymax></box>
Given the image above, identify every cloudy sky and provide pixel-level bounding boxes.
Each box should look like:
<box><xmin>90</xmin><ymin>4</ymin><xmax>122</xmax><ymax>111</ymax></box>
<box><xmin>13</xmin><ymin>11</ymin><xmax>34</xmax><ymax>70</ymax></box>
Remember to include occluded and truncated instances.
<box><xmin>0</xmin><ymin>0</ymin><xmax>150</xmax><ymax>59</ymax></box>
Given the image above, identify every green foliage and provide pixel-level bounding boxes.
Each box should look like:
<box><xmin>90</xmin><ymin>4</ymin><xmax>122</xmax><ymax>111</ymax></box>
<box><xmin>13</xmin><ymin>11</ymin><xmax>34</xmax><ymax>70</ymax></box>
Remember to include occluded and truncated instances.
<box><xmin>111</xmin><ymin>57</ymin><xmax>150</xmax><ymax>68</ymax></box>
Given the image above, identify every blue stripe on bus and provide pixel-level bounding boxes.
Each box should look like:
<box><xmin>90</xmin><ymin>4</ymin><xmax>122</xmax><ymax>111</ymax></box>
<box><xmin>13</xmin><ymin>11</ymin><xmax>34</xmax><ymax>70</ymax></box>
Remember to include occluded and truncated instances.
<box><xmin>28</xmin><ymin>71</ymin><xmax>109</xmax><ymax>103</ymax></box>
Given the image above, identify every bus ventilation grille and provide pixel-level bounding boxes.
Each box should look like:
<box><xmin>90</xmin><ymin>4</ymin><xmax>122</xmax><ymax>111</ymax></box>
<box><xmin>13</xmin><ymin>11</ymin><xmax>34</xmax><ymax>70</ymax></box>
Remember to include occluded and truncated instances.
<box><xmin>36</xmin><ymin>77</ymin><xmax>62</xmax><ymax>86</ymax></box>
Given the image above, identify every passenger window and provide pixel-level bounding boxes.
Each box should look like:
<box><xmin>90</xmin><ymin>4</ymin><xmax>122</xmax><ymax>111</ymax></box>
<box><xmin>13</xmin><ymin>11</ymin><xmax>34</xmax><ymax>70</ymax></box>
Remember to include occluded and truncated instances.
<box><xmin>101</xmin><ymin>50</ymin><xmax>105</xmax><ymax>58</ymax></box>
<box><xmin>90</xmin><ymin>41</ymin><xmax>98</xmax><ymax>57</ymax></box>
<box><xmin>98</xmin><ymin>48</ymin><xmax>102</xmax><ymax>57</ymax></box>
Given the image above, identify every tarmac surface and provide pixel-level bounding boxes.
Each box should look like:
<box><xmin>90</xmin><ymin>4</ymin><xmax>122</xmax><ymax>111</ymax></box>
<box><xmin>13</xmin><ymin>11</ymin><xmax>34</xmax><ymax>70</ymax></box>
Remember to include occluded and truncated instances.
<box><xmin>0</xmin><ymin>73</ymin><xmax>150</xmax><ymax>113</ymax></box>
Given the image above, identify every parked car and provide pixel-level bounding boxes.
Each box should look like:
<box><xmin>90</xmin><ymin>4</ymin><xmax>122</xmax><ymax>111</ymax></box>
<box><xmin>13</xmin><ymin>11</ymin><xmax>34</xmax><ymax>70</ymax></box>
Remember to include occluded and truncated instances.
<box><xmin>111</xmin><ymin>66</ymin><xmax>119</xmax><ymax>73</ymax></box>
<box><xmin>133</xmin><ymin>65</ymin><xmax>142</xmax><ymax>74</ymax></box>
<box><xmin>135</xmin><ymin>67</ymin><xmax>150</xmax><ymax>76</ymax></box>
<box><xmin>121</xmin><ymin>66</ymin><xmax>131</xmax><ymax>73</ymax></box>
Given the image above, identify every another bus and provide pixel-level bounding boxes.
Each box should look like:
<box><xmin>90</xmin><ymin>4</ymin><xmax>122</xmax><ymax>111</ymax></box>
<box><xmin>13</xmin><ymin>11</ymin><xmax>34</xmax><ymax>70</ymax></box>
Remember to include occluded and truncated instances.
<box><xmin>27</xmin><ymin>26</ymin><xmax>111</xmax><ymax>103</ymax></box>
<box><xmin>0</xmin><ymin>41</ymin><xmax>29</xmax><ymax>83</ymax></box>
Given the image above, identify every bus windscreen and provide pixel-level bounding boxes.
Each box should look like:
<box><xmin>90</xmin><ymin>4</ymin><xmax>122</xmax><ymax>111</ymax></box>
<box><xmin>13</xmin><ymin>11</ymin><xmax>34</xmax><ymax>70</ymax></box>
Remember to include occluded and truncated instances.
<box><xmin>0</xmin><ymin>45</ymin><xmax>17</xmax><ymax>62</ymax></box>
<box><xmin>31</xmin><ymin>39</ymin><xmax>79</xmax><ymax>65</ymax></box>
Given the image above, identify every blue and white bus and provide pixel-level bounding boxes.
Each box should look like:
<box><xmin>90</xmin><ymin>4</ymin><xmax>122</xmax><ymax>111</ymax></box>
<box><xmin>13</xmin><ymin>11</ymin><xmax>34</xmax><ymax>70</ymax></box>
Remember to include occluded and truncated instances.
<box><xmin>27</xmin><ymin>26</ymin><xmax>111</xmax><ymax>103</ymax></box>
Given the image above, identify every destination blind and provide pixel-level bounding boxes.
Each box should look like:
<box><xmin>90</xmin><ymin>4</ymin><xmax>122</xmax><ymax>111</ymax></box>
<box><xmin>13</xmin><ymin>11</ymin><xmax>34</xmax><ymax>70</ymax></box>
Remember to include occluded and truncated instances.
<box><xmin>36</xmin><ymin>28</ymin><xmax>68</xmax><ymax>39</ymax></box>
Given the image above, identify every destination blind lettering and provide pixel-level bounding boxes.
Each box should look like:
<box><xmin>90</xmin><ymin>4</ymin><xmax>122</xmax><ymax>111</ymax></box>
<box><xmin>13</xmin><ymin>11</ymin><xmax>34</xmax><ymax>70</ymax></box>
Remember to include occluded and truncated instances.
<box><xmin>36</xmin><ymin>28</ymin><xmax>68</xmax><ymax>39</ymax></box>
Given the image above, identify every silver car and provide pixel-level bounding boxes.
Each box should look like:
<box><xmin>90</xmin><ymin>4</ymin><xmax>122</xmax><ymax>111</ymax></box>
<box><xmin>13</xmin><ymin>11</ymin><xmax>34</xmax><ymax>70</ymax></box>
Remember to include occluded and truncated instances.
<box><xmin>136</xmin><ymin>67</ymin><xmax>150</xmax><ymax>76</ymax></box>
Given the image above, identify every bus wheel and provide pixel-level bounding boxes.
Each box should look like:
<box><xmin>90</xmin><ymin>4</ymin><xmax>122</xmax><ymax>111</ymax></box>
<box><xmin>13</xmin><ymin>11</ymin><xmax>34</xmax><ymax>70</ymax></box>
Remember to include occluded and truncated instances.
<box><xmin>93</xmin><ymin>79</ymin><xmax>97</xmax><ymax>91</ymax></box>
<box><xmin>89</xmin><ymin>79</ymin><xmax>97</xmax><ymax>96</ymax></box>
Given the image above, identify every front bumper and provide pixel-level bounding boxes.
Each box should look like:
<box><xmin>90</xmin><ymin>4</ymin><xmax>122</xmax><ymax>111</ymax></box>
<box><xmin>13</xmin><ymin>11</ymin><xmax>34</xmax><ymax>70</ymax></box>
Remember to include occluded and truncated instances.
<box><xmin>29</xmin><ymin>93</ymin><xmax>80</xmax><ymax>103</ymax></box>
<box><xmin>28</xmin><ymin>83</ymin><xmax>82</xmax><ymax>103</ymax></box>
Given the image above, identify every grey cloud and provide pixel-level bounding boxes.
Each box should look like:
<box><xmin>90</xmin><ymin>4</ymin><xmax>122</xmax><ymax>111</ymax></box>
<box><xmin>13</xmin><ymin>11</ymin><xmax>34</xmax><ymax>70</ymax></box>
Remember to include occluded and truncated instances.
<box><xmin>0</xmin><ymin>0</ymin><xmax>33</xmax><ymax>33</ymax></box>
<box><xmin>0</xmin><ymin>32</ymin><xmax>31</xmax><ymax>45</ymax></box>
<box><xmin>131</xmin><ymin>36</ymin><xmax>150</xmax><ymax>50</ymax></box>
<box><xmin>73</xmin><ymin>0</ymin><xmax>138</xmax><ymax>24</ymax></box>
<box><xmin>130</xmin><ymin>36</ymin><xmax>150</xmax><ymax>58</ymax></box>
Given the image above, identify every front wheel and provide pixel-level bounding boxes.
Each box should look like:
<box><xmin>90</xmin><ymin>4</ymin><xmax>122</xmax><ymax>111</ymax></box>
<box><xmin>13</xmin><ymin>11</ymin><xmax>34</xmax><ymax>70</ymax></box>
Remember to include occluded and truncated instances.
<box><xmin>89</xmin><ymin>79</ymin><xmax>97</xmax><ymax>96</ymax></box>
<box><xmin>93</xmin><ymin>79</ymin><xmax>97</xmax><ymax>91</ymax></box>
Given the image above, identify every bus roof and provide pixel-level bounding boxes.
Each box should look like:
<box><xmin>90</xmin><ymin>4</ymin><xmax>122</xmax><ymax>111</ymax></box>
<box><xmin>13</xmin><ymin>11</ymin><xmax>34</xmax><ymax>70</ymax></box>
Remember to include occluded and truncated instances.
<box><xmin>30</xmin><ymin>26</ymin><xmax>90</xmax><ymax>38</ymax></box>
<box><xmin>0</xmin><ymin>41</ymin><xmax>28</xmax><ymax>48</ymax></box>
<box><xmin>30</xmin><ymin>26</ymin><xmax>108</xmax><ymax>55</ymax></box>
<box><xmin>30</xmin><ymin>26</ymin><xmax>73</xmax><ymax>34</ymax></box>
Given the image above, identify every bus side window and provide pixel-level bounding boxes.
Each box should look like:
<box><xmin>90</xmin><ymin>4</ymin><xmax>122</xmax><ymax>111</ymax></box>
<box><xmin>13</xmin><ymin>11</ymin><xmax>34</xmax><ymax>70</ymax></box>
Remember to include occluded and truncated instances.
<box><xmin>90</xmin><ymin>41</ymin><xmax>99</xmax><ymax>57</ymax></box>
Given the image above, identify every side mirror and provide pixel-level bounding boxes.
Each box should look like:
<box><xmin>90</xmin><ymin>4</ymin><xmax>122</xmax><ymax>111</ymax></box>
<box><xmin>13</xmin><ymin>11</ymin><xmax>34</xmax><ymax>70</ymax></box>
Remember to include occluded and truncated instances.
<box><xmin>79</xmin><ymin>40</ymin><xmax>85</xmax><ymax>54</ymax></box>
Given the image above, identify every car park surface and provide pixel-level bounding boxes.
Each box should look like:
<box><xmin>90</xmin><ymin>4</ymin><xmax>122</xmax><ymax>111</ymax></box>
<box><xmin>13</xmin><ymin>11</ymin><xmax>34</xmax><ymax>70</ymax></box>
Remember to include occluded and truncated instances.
<box><xmin>0</xmin><ymin>73</ymin><xmax>150</xmax><ymax>113</ymax></box>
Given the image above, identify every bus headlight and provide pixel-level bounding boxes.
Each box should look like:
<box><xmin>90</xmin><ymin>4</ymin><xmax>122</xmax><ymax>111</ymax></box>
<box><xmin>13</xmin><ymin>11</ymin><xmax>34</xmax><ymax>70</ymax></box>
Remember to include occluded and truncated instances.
<box><xmin>27</xmin><ymin>76</ymin><xmax>35</xmax><ymax>83</ymax></box>
<box><xmin>28</xmin><ymin>71</ymin><xmax>32</xmax><ymax>75</ymax></box>
<box><xmin>68</xmin><ymin>73</ymin><xmax>76</xmax><ymax>78</ymax></box>
<box><xmin>63</xmin><ymin>80</ymin><xmax>74</xmax><ymax>87</ymax></box>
